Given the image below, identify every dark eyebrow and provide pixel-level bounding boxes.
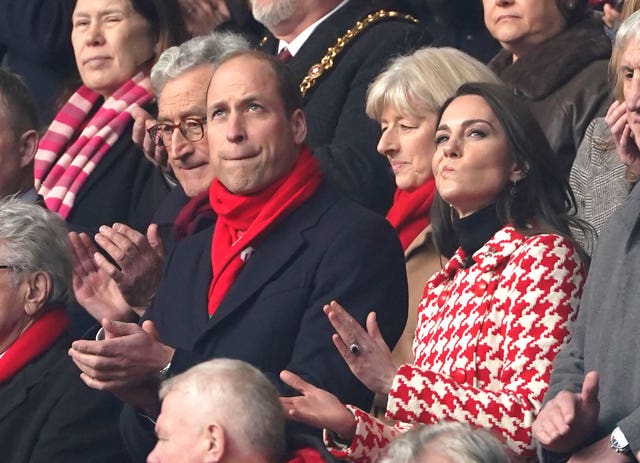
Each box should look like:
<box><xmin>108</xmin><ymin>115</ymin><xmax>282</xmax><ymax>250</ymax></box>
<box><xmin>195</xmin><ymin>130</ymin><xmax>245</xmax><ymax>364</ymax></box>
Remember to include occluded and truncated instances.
<box><xmin>437</xmin><ymin>119</ymin><xmax>494</xmax><ymax>131</ymax></box>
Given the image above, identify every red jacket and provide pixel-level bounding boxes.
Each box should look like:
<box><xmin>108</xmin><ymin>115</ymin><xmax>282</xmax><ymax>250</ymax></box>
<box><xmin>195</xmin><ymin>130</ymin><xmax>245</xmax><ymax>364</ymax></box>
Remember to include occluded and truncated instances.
<box><xmin>327</xmin><ymin>226</ymin><xmax>585</xmax><ymax>462</ymax></box>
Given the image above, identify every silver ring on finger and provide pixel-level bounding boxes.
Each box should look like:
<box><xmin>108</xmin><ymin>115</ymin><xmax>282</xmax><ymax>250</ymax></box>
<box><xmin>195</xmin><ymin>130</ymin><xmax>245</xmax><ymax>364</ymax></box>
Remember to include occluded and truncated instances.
<box><xmin>349</xmin><ymin>342</ymin><xmax>360</xmax><ymax>355</ymax></box>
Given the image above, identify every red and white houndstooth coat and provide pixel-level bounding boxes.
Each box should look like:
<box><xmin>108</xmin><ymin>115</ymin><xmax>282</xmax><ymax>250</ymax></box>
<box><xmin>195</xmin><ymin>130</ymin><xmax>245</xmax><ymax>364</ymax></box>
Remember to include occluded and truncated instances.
<box><xmin>326</xmin><ymin>226</ymin><xmax>585</xmax><ymax>462</ymax></box>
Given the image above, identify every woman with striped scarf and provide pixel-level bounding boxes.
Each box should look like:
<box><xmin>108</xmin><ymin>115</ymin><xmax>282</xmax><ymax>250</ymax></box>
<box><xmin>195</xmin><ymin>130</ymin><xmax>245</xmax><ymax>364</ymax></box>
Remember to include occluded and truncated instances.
<box><xmin>34</xmin><ymin>0</ymin><xmax>187</xmax><ymax>232</ymax></box>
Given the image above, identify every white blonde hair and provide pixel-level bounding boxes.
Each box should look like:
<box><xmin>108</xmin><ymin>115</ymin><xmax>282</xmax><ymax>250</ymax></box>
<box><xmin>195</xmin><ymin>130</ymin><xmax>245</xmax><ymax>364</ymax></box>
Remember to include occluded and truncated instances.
<box><xmin>366</xmin><ymin>47</ymin><xmax>500</xmax><ymax>121</ymax></box>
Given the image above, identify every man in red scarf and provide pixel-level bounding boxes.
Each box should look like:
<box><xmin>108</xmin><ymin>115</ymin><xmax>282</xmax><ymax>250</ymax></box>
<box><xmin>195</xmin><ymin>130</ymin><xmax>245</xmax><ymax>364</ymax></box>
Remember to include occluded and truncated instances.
<box><xmin>69</xmin><ymin>50</ymin><xmax>408</xmax><ymax>462</ymax></box>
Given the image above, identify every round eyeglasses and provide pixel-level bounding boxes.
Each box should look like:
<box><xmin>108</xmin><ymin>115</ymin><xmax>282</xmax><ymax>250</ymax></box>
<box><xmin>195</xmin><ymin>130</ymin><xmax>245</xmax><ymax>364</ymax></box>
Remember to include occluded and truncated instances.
<box><xmin>147</xmin><ymin>117</ymin><xmax>206</xmax><ymax>148</ymax></box>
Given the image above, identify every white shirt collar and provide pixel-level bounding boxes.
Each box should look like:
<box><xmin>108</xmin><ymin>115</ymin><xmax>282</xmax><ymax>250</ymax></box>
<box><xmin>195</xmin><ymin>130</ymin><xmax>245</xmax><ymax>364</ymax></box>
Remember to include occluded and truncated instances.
<box><xmin>277</xmin><ymin>0</ymin><xmax>350</xmax><ymax>56</ymax></box>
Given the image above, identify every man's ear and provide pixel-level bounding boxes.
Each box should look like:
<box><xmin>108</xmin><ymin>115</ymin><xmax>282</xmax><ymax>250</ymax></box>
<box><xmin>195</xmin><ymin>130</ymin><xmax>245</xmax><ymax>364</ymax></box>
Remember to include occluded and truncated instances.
<box><xmin>18</xmin><ymin>129</ymin><xmax>38</xmax><ymax>168</ymax></box>
<box><xmin>290</xmin><ymin>108</ymin><xmax>307</xmax><ymax>145</ymax></box>
<box><xmin>24</xmin><ymin>270</ymin><xmax>51</xmax><ymax>316</ymax></box>
<box><xmin>204</xmin><ymin>423</ymin><xmax>225</xmax><ymax>463</ymax></box>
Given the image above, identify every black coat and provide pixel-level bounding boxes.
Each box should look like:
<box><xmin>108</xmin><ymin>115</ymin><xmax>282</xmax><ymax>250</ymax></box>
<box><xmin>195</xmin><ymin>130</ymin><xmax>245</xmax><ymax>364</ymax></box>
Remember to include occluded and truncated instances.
<box><xmin>0</xmin><ymin>333</ymin><xmax>128</xmax><ymax>463</ymax></box>
<box><xmin>259</xmin><ymin>0</ymin><xmax>431</xmax><ymax>214</ymax></box>
<box><xmin>63</xmin><ymin>119</ymin><xmax>171</xmax><ymax>234</ymax></box>
<box><xmin>121</xmin><ymin>181</ymin><xmax>408</xmax><ymax>460</ymax></box>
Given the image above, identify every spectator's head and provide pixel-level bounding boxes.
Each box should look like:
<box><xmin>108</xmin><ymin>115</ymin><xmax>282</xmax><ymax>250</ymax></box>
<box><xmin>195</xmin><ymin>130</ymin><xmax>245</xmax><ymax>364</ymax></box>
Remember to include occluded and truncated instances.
<box><xmin>249</xmin><ymin>0</ymin><xmax>342</xmax><ymax>31</ymax></box>
<box><xmin>431</xmin><ymin>82</ymin><xmax>579</xmax><ymax>257</ymax></box>
<box><xmin>366</xmin><ymin>47</ymin><xmax>499</xmax><ymax>191</ymax></box>
<box><xmin>206</xmin><ymin>50</ymin><xmax>306</xmax><ymax>195</ymax></box>
<box><xmin>379</xmin><ymin>422</ymin><xmax>510</xmax><ymax>463</ymax></box>
<box><xmin>0</xmin><ymin>70</ymin><xmax>39</xmax><ymax>197</ymax></box>
<box><xmin>0</xmin><ymin>198</ymin><xmax>73</xmax><ymax>352</ymax></box>
<box><xmin>147</xmin><ymin>358</ymin><xmax>285</xmax><ymax>463</ymax></box>
<box><xmin>611</xmin><ymin>9</ymin><xmax>640</xmax><ymax>114</ymax></box>
<box><xmin>149</xmin><ymin>32</ymin><xmax>250</xmax><ymax>197</ymax></box>
<box><xmin>71</xmin><ymin>0</ymin><xmax>187</xmax><ymax>99</ymax></box>
<box><xmin>483</xmin><ymin>0</ymin><xmax>588</xmax><ymax>59</ymax></box>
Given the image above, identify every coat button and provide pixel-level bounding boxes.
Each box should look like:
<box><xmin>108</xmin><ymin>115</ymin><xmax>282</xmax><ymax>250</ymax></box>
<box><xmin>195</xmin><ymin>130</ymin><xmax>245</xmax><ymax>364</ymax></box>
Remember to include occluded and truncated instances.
<box><xmin>452</xmin><ymin>368</ymin><xmax>466</xmax><ymax>383</ymax></box>
<box><xmin>473</xmin><ymin>280</ymin><xmax>488</xmax><ymax>296</ymax></box>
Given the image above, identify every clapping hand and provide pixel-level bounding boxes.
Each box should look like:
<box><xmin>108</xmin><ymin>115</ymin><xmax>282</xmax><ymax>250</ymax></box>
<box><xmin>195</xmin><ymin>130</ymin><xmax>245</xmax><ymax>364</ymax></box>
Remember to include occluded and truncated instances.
<box><xmin>532</xmin><ymin>371</ymin><xmax>600</xmax><ymax>454</ymax></box>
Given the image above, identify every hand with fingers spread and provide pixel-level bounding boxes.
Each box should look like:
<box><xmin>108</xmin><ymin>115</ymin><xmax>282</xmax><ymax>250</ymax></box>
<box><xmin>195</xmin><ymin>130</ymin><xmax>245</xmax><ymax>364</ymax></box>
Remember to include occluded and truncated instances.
<box><xmin>324</xmin><ymin>300</ymin><xmax>398</xmax><ymax>396</ymax></box>
<box><xmin>94</xmin><ymin>223</ymin><xmax>165</xmax><ymax>311</ymax></box>
<box><xmin>605</xmin><ymin>100</ymin><xmax>640</xmax><ymax>176</ymax></box>
<box><xmin>280</xmin><ymin>370</ymin><xmax>357</xmax><ymax>442</ymax></box>
<box><xmin>532</xmin><ymin>371</ymin><xmax>600</xmax><ymax>454</ymax></box>
<box><xmin>131</xmin><ymin>106</ymin><xmax>170</xmax><ymax>173</ymax></box>
<box><xmin>68</xmin><ymin>319</ymin><xmax>174</xmax><ymax>415</ymax></box>
<box><xmin>70</xmin><ymin>231</ymin><xmax>134</xmax><ymax>322</ymax></box>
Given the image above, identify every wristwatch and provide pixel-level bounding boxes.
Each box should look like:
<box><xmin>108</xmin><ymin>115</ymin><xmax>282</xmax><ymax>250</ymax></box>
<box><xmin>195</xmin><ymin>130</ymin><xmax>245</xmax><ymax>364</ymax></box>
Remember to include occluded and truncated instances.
<box><xmin>610</xmin><ymin>426</ymin><xmax>632</xmax><ymax>455</ymax></box>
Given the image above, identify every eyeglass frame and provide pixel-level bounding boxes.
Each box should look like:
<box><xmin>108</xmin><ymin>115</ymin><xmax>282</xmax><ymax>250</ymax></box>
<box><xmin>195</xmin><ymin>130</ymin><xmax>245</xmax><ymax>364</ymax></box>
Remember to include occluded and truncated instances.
<box><xmin>147</xmin><ymin>117</ymin><xmax>207</xmax><ymax>148</ymax></box>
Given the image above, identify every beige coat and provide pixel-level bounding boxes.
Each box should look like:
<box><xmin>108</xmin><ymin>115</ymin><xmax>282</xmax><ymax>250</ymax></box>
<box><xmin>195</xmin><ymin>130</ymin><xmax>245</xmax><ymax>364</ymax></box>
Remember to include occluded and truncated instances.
<box><xmin>391</xmin><ymin>224</ymin><xmax>445</xmax><ymax>366</ymax></box>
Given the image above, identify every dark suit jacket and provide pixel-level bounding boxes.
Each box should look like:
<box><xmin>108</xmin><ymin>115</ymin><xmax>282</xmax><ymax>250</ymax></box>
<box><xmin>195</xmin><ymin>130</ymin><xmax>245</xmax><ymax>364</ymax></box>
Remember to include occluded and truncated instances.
<box><xmin>259</xmin><ymin>0</ymin><xmax>431</xmax><ymax>214</ymax></box>
<box><xmin>0</xmin><ymin>333</ymin><xmax>128</xmax><ymax>463</ymax></box>
<box><xmin>121</xmin><ymin>181</ymin><xmax>408</xmax><ymax>460</ymax></box>
<box><xmin>64</xmin><ymin>117</ymin><xmax>170</xmax><ymax>234</ymax></box>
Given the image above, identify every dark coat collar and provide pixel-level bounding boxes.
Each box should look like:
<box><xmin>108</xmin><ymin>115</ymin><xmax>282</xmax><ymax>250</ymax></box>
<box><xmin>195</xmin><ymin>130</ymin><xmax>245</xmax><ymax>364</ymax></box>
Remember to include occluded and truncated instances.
<box><xmin>489</xmin><ymin>15</ymin><xmax>611</xmax><ymax>100</ymax></box>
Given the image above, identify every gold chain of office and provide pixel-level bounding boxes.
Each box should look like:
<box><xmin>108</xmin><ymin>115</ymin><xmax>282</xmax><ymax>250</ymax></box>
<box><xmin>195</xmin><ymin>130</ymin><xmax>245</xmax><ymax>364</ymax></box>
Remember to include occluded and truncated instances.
<box><xmin>299</xmin><ymin>10</ymin><xmax>418</xmax><ymax>95</ymax></box>
<box><xmin>259</xmin><ymin>10</ymin><xmax>418</xmax><ymax>96</ymax></box>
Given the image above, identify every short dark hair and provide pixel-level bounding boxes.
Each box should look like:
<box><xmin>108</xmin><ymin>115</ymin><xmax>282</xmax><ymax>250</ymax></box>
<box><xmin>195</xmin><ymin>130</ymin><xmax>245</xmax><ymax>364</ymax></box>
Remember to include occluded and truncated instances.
<box><xmin>0</xmin><ymin>69</ymin><xmax>37</xmax><ymax>136</ymax></box>
<box><xmin>431</xmin><ymin>82</ymin><xmax>588</xmax><ymax>257</ymax></box>
<box><xmin>212</xmin><ymin>49</ymin><xmax>303</xmax><ymax>117</ymax></box>
<box><xmin>129</xmin><ymin>0</ymin><xmax>188</xmax><ymax>56</ymax></box>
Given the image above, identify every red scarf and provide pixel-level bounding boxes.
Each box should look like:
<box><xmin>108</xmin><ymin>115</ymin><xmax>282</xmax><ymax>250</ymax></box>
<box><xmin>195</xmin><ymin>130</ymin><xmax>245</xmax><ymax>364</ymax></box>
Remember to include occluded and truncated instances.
<box><xmin>386</xmin><ymin>179</ymin><xmax>436</xmax><ymax>250</ymax></box>
<box><xmin>0</xmin><ymin>308</ymin><xmax>69</xmax><ymax>384</ymax></box>
<box><xmin>208</xmin><ymin>146</ymin><xmax>323</xmax><ymax>316</ymax></box>
<box><xmin>286</xmin><ymin>448</ymin><xmax>326</xmax><ymax>463</ymax></box>
<box><xmin>173</xmin><ymin>190</ymin><xmax>215</xmax><ymax>240</ymax></box>
<box><xmin>34</xmin><ymin>72</ymin><xmax>154</xmax><ymax>219</ymax></box>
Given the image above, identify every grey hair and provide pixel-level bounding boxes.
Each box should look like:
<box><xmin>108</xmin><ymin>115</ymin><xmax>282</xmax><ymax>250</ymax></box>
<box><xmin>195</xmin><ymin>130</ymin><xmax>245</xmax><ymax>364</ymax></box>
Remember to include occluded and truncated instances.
<box><xmin>160</xmin><ymin>358</ymin><xmax>285</xmax><ymax>463</ymax></box>
<box><xmin>366</xmin><ymin>47</ymin><xmax>500</xmax><ymax>121</ymax></box>
<box><xmin>150</xmin><ymin>31</ymin><xmax>250</xmax><ymax>92</ymax></box>
<box><xmin>378</xmin><ymin>422</ymin><xmax>511</xmax><ymax>463</ymax></box>
<box><xmin>0</xmin><ymin>197</ymin><xmax>72</xmax><ymax>305</ymax></box>
<box><xmin>611</xmin><ymin>9</ymin><xmax>640</xmax><ymax>101</ymax></box>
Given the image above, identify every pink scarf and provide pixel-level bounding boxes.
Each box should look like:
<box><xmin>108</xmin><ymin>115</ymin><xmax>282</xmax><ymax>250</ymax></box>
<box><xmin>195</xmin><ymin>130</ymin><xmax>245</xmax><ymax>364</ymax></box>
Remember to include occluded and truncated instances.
<box><xmin>34</xmin><ymin>72</ymin><xmax>154</xmax><ymax>219</ymax></box>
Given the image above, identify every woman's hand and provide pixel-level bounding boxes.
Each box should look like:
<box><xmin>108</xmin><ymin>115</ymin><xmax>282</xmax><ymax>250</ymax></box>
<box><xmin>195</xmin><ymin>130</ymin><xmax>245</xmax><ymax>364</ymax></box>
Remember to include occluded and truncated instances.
<box><xmin>280</xmin><ymin>370</ymin><xmax>357</xmax><ymax>442</ymax></box>
<box><xmin>131</xmin><ymin>106</ymin><xmax>170</xmax><ymax>173</ymax></box>
<box><xmin>324</xmin><ymin>300</ymin><xmax>398</xmax><ymax>396</ymax></box>
<box><xmin>605</xmin><ymin>100</ymin><xmax>640</xmax><ymax>176</ymax></box>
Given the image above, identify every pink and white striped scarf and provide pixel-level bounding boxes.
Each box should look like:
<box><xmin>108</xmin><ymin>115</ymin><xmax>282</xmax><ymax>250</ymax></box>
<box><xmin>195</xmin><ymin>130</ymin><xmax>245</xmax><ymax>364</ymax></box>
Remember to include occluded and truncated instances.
<box><xmin>34</xmin><ymin>72</ymin><xmax>154</xmax><ymax>219</ymax></box>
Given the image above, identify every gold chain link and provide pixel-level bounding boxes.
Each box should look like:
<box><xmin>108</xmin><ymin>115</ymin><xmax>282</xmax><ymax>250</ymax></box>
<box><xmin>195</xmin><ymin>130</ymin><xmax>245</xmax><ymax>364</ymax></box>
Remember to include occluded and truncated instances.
<box><xmin>259</xmin><ymin>10</ymin><xmax>418</xmax><ymax>96</ymax></box>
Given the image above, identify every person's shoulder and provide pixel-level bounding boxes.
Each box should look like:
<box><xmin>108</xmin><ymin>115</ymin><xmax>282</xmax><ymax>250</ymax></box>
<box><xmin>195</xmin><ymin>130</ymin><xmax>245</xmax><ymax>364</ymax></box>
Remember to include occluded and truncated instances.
<box><xmin>516</xmin><ymin>230</ymin><xmax>580</xmax><ymax>263</ymax></box>
<box><xmin>320</xmin><ymin>0</ymin><xmax>431</xmax><ymax>50</ymax></box>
